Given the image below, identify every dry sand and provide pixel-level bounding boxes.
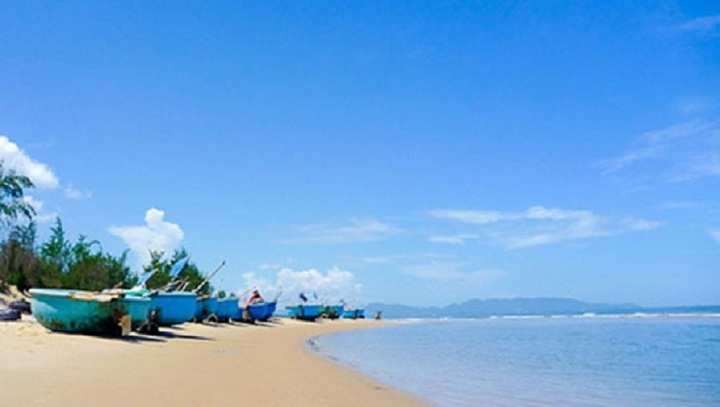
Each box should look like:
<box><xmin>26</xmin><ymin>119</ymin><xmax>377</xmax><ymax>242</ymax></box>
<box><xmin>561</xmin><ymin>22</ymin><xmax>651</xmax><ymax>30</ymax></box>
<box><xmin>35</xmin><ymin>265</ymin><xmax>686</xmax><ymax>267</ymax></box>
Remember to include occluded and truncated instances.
<box><xmin>0</xmin><ymin>317</ymin><xmax>431</xmax><ymax>407</ymax></box>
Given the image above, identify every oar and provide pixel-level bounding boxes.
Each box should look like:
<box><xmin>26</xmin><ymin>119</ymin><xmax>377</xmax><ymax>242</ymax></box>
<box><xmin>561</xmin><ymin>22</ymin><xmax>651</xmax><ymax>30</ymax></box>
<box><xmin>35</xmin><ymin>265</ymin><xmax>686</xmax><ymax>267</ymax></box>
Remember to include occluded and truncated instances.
<box><xmin>193</xmin><ymin>260</ymin><xmax>226</xmax><ymax>294</ymax></box>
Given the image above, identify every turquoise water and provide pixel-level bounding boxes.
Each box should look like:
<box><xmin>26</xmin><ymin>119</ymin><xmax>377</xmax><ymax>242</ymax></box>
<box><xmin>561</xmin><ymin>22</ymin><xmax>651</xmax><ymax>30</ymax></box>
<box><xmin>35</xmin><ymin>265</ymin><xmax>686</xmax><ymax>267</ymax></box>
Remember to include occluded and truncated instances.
<box><xmin>314</xmin><ymin>316</ymin><xmax>720</xmax><ymax>406</ymax></box>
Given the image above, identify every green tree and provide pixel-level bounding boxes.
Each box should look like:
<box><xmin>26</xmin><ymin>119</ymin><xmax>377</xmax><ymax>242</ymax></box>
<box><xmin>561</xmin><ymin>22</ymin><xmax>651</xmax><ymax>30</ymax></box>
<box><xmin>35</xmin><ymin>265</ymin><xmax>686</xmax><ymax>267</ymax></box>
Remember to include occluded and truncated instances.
<box><xmin>0</xmin><ymin>162</ymin><xmax>35</xmax><ymax>228</ymax></box>
<box><xmin>0</xmin><ymin>223</ymin><xmax>43</xmax><ymax>291</ymax></box>
<box><xmin>142</xmin><ymin>248</ymin><xmax>214</xmax><ymax>295</ymax></box>
<box><xmin>40</xmin><ymin>218</ymin><xmax>72</xmax><ymax>275</ymax></box>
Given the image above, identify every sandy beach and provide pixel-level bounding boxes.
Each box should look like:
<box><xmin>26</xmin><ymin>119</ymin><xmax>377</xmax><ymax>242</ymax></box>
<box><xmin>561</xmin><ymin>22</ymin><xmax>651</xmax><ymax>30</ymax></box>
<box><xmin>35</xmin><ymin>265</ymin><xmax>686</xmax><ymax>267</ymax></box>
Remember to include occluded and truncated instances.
<box><xmin>0</xmin><ymin>317</ymin><xmax>431</xmax><ymax>407</ymax></box>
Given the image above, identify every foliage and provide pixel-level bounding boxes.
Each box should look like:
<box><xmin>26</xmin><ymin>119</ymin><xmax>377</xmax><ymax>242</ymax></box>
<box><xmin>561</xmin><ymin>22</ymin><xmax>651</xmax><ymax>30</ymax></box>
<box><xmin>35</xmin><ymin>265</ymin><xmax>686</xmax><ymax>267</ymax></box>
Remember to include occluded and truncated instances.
<box><xmin>0</xmin><ymin>218</ymin><xmax>137</xmax><ymax>292</ymax></box>
<box><xmin>0</xmin><ymin>162</ymin><xmax>35</xmax><ymax>227</ymax></box>
<box><xmin>142</xmin><ymin>248</ymin><xmax>214</xmax><ymax>295</ymax></box>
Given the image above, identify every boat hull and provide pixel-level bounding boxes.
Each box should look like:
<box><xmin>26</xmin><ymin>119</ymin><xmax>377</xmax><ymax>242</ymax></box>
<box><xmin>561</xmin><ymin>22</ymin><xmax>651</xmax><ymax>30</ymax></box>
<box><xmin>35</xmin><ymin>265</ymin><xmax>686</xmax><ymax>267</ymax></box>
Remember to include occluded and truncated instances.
<box><xmin>29</xmin><ymin>288</ymin><xmax>150</xmax><ymax>334</ymax></box>
<box><xmin>342</xmin><ymin>308</ymin><xmax>365</xmax><ymax>319</ymax></box>
<box><xmin>245</xmin><ymin>302</ymin><xmax>269</xmax><ymax>321</ymax></box>
<box><xmin>260</xmin><ymin>301</ymin><xmax>277</xmax><ymax>321</ymax></box>
<box><xmin>286</xmin><ymin>304</ymin><xmax>323</xmax><ymax>321</ymax></box>
<box><xmin>195</xmin><ymin>296</ymin><xmax>218</xmax><ymax>321</ymax></box>
<box><xmin>125</xmin><ymin>291</ymin><xmax>199</xmax><ymax>326</ymax></box>
<box><xmin>216</xmin><ymin>298</ymin><xmax>240</xmax><ymax>321</ymax></box>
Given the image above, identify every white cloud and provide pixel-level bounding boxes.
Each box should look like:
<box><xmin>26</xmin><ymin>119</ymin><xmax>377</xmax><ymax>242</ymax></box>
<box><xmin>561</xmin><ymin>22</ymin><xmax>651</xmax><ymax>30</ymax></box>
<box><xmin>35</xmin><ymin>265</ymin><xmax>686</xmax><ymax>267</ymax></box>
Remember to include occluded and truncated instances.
<box><xmin>427</xmin><ymin>209</ymin><xmax>507</xmax><ymax>224</ymax></box>
<box><xmin>429</xmin><ymin>206</ymin><xmax>661</xmax><ymax>249</ymax></box>
<box><xmin>0</xmin><ymin>136</ymin><xmax>59</xmax><ymax>189</ymax></box>
<box><xmin>428</xmin><ymin>234</ymin><xmax>478</xmax><ymax>244</ymax></box>
<box><xmin>599</xmin><ymin>121</ymin><xmax>720</xmax><ymax>182</ymax></box>
<box><xmin>108</xmin><ymin>208</ymin><xmax>184</xmax><ymax>267</ymax></box>
<box><xmin>286</xmin><ymin>218</ymin><xmax>403</xmax><ymax>244</ymax></box>
<box><xmin>242</xmin><ymin>266</ymin><xmax>362</xmax><ymax>306</ymax></box>
<box><xmin>676</xmin><ymin>15</ymin><xmax>720</xmax><ymax>34</ymax></box>
<box><xmin>64</xmin><ymin>184</ymin><xmax>92</xmax><ymax>200</ymax></box>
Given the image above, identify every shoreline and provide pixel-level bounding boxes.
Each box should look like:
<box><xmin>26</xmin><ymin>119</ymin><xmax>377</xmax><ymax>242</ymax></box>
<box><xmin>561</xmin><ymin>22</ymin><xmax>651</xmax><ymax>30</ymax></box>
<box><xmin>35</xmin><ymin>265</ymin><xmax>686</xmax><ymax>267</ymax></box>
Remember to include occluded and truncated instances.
<box><xmin>0</xmin><ymin>317</ymin><xmax>432</xmax><ymax>406</ymax></box>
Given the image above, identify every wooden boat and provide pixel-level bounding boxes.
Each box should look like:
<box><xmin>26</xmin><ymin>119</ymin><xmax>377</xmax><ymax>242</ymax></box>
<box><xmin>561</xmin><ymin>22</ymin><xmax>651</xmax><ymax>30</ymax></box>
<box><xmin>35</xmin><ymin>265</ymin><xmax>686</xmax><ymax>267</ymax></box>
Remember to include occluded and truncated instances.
<box><xmin>216</xmin><ymin>297</ymin><xmax>241</xmax><ymax>322</ymax></box>
<box><xmin>29</xmin><ymin>288</ymin><xmax>150</xmax><ymax>335</ymax></box>
<box><xmin>194</xmin><ymin>296</ymin><xmax>218</xmax><ymax>322</ymax></box>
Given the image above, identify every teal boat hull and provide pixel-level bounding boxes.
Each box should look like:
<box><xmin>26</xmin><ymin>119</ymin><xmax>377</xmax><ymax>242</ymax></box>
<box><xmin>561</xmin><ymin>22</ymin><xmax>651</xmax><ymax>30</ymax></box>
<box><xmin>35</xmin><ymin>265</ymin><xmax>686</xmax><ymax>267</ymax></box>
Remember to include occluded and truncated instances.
<box><xmin>286</xmin><ymin>304</ymin><xmax>323</xmax><ymax>321</ymax></box>
<box><xmin>29</xmin><ymin>288</ymin><xmax>150</xmax><ymax>334</ymax></box>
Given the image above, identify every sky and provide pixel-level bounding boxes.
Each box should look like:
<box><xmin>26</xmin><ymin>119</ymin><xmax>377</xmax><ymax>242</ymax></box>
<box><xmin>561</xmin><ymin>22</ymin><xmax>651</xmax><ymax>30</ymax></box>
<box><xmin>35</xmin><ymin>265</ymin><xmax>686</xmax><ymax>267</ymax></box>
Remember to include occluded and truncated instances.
<box><xmin>1</xmin><ymin>1</ymin><xmax>718</xmax><ymax>307</ymax></box>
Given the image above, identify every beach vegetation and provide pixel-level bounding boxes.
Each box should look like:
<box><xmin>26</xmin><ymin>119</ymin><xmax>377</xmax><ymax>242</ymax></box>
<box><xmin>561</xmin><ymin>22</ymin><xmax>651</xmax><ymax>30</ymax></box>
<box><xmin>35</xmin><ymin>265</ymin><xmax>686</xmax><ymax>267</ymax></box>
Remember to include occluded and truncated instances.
<box><xmin>0</xmin><ymin>217</ymin><xmax>137</xmax><ymax>292</ymax></box>
<box><xmin>142</xmin><ymin>248</ymin><xmax>213</xmax><ymax>295</ymax></box>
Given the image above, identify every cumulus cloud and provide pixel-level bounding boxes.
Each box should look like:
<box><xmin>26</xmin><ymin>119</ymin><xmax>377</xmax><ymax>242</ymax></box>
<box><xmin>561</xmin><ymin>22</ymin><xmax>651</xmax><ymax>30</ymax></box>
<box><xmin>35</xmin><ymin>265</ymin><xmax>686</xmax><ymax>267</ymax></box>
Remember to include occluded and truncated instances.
<box><xmin>429</xmin><ymin>206</ymin><xmax>661</xmax><ymax>249</ymax></box>
<box><xmin>242</xmin><ymin>266</ymin><xmax>362</xmax><ymax>306</ymax></box>
<box><xmin>599</xmin><ymin>121</ymin><xmax>720</xmax><ymax>182</ymax></box>
<box><xmin>285</xmin><ymin>218</ymin><xmax>403</xmax><ymax>244</ymax></box>
<box><xmin>0</xmin><ymin>136</ymin><xmax>59</xmax><ymax>189</ymax></box>
<box><xmin>108</xmin><ymin>208</ymin><xmax>184</xmax><ymax>267</ymax></box>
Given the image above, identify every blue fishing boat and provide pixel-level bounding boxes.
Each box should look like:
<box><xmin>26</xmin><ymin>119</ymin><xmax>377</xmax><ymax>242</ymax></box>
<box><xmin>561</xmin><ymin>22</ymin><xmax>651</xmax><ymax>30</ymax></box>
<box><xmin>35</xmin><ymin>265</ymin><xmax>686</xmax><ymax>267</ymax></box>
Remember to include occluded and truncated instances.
<box><xmin>325</xmin><ymin>304</ymin><xmax>344</xmax><ymax>319</ymax></box>
<box><xmin>244</xmin><ymin>302</ymin><xmax>269</xmax><ymax>322</ymax></box>
<box><xmin>342</xmin><ymin>308</ymin><xmax>365</xmax><ymax>319</ymax></box>
<box><xmin>288</xmin><ymin>304</ymin><xmax>324</xmax><ymax>321</ymax></box>
<box><xmin>259</xmin><ymin>300</ymin><xmax>277</xmax><ymax>321</ymax></box>
<box><xmin>195</xmin><ymin>296</ymin><xmax>218</xmax><ymax>322</ymax></box>
<box><xmin>29</xmin><ymin>288</ymin><xmax>151</xmax><ymax>335</ymax></box>
<box><xmin>146</xmin><ymin>291</ymin><xmax>197</xmax><ymax>326</ymax></box>
<box><xmin>285</xmin><ymin>305</ymin><xmax>300</xmax><ymax>318</ymax></box>
<box><xmin>216</xmin><ymin>297</ymin><xmax>241</xmax><ymax>322</ymax></box>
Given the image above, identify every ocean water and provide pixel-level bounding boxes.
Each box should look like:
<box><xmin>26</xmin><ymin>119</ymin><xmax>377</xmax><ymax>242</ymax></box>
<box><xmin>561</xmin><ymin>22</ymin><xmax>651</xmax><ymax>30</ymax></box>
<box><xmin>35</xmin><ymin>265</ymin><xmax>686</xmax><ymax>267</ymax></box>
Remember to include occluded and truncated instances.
<box><xmin>314</xmin><ymin>316</ymin><xmax>720</xmax><ymax>407</ymax></box>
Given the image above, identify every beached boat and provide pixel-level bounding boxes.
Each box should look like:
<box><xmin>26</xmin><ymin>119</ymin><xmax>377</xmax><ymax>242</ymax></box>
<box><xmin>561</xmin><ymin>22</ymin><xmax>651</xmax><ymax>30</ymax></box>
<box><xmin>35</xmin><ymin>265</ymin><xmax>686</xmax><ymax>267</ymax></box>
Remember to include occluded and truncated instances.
<box><xmin>342</xmin><ymin>308</ymin><xmax>365</xmax><ymax>319</ymax></box>
<box><xmin>244</xmin><ymin>302</ymin><xmax>269</xmax><ymax>322</ymax></box>
<box><xmin>324</xmin><ymin>304</ymin><xmax>344</xmax><ymax>319</ymax></box>
<box><xmin>260</xmin><ymin>300</ymin><xmax>277</xmax><ymax>321</ymax></box>
<box><xmin>146</xmin><ymin>290</ymin><xmax>197</xmax><ymax>326</ymax></box>
<box><xmin>29</xmin><ymin>288</ymin><xmax>151</xmax><ymax>335</ymax></box>
<box><xmin>216</xmin><ymin>297</ymin><xmax>241</xmax><ymax>322</ymax></box>
<box><xmin>287</xmin><ymin>304</ymin><xmax>324</xmax><ymax>321</ymax></box>
<box><xmin>195</xmin><ymin>296</ymin><xmax>218</xmax><ymax>322</ymax></box>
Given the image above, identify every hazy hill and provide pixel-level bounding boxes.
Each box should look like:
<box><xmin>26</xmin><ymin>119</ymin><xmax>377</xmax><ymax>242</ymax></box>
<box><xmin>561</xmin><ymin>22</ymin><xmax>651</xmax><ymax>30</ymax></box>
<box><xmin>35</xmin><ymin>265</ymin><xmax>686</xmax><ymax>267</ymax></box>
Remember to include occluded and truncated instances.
<box><xmin>364</xmin><ymin>297</ymin><xmax>720</xmax><ymax>319</ymax></box>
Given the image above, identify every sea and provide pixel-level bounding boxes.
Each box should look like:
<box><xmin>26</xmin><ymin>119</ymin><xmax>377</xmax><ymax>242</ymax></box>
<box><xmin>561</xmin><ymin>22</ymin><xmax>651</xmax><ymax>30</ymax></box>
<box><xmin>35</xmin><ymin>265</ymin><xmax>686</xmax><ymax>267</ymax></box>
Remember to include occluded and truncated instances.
<box><xmin>313</xmin><ymin>315</ymin><xmax>720</xmax><ymax>407</ymax></box>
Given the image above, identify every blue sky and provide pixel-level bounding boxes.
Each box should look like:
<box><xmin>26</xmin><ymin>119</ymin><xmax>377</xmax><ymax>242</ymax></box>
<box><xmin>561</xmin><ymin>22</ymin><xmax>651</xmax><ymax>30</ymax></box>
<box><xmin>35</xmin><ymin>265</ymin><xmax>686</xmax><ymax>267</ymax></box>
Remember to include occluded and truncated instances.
<box><xmin>1</xmin><ymin>1</ymin><xmax>718</xmax><ymax>307</ymax></box>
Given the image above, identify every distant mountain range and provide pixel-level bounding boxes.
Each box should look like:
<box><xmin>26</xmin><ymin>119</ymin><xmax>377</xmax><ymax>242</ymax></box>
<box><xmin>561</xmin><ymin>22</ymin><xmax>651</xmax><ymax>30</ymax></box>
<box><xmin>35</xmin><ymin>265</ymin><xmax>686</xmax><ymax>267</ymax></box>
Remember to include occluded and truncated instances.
<box><xmin>365</xmin><ymin>297</ymin><xmax>720</xmax><ymax>319</ymax></box>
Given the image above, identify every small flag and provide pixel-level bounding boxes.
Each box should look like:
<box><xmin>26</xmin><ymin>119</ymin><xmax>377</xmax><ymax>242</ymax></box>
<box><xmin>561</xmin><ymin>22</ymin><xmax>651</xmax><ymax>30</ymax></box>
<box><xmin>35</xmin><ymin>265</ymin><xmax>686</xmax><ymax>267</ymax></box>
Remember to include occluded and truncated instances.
<box><xmin>299</xmin><ymin>293</ymin><xmax>308</xmax><ymax>302</ymax></box>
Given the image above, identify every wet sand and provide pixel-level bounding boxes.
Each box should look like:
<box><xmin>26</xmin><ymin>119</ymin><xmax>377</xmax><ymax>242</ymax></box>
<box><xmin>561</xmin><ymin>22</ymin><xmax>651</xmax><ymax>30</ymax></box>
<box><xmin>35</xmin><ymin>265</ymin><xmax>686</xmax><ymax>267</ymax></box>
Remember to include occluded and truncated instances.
<box><xmin>0</xmin><ymin>317</ymin><xmax>431</xmax><ymax>406</ymax></box>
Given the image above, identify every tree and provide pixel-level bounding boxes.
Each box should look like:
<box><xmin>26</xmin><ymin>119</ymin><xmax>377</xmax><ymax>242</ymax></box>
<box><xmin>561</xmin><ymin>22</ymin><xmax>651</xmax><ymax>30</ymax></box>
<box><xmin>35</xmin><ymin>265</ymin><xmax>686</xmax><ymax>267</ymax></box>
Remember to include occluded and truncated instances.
<box><xmin>142</xmin><ymin>248</ymin><xmax>214</xmax><ymax>295</ymax></box>
<box><xmin>0</xmin><ymin>162</ymin><xmax>35</xmax><ymax>228</ymax></box>
<box><xmin>40</xmin><ymin>218</ymin><xmax>72</xmax><ymax>275</ymax></box>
